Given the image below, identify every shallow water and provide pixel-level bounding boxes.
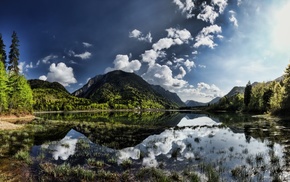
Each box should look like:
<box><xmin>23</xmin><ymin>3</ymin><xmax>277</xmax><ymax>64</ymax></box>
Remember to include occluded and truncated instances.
<box><xmin>1</xmin><ymin>111</ymin><xmax>290</xmax><ymax>181</ymax></box>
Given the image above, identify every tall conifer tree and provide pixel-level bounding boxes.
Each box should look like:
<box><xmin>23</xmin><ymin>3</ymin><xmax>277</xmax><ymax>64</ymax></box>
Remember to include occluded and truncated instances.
<box><xmin>8</xmin><ymin>31</ymin><xmax>20</xmax><ymax>75</ymax></box>
<box><xmin>244</xmin><ymin>81</ymin><xmax>252</xmax><ymax>108</ymax></box>
<box><xmin>0</xmin><ymin>34</ymin><xmax>7</xmax><ymax>68</ymax></box>
<box><xmin>0</xmin><ymin>55</ymin><xmax>8</xmax><ymax>113</ymax></box>
<box><xmin>282</xmin><ymin>64</ymin><xmax>290</xmax><ymax>112</ymax></box>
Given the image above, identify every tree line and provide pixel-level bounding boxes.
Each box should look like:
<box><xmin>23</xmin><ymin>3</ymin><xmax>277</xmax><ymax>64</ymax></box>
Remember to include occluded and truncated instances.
<box><xmin>0</xmin><ymin>32</ymin><xmax>33</xmax><ymax>115</ymax></box>
<box><xmin>210</xmin><ymin>63</ymin><xmax>290</xmax><ymax>116</ymax></box>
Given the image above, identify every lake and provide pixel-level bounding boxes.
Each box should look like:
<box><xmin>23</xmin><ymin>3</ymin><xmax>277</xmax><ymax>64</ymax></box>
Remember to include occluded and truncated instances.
<box><xmin>1</xmin><ymin>111</ymin><xmax>290</xmax><ymax>181</ymax></box>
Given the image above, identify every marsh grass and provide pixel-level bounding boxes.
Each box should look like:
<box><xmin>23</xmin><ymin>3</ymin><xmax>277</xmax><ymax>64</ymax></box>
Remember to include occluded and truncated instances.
<box><xmin>136</xmin><ymin>167</ymin><xmax>171</xmax><ymax>182</ymax></box>
<box><xmin>14</xmin><ymin>149</ymin><xmax>32</xmax><ymax>164</ymax></box>
<box><xmin>121</xmin><ymin>159</ymin><xmax>132</xmax><ymax>169</ymax></box>
<box><xmin>40</xmin><ymin>162</ymin><xmax>96</xmax><ymax>181</ymax></box>
<box><xmin>198</xmin><ymin>163</ymin><xmax>220</xmax><ymax>182</ymax></box>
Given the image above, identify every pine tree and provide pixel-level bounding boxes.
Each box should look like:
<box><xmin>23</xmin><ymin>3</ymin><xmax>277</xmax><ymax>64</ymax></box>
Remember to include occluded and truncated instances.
<box><xmin>0</xmin><ymin>34</ymin><xmax>7</xmax><ymax>68</ymax></box>
<box><xmin>8</xmin><ymin>31</ymin><xmax>20</xmax><ymax>75</ymax></box>
<box><xmin>270</xmin><ymin>82</ymin><xmax>283</xmax><ymax>113</ymax></box>
<box><xmin>0</xmin><ymin>55</ymin><xmax>8</xmax><ymax>113</ymax></box>
<box><xmin>282</xmin><ymin>64</ymin><xmax>290</xmax><ymax>112</ymax></box>
<box><xmin>9</xmin><ymin>75</ymin><xmax>33</xmax><ymax>113</ymax></box>
<box><xmin>244</xmin><ymin>81</ymin><xmax>252</xmax><ymax>108</ymax></box>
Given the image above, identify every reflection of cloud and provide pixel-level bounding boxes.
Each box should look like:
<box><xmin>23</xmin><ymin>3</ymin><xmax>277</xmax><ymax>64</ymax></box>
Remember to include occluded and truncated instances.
<box><xmin>43</xmin><ymin>129</ymin><xmax>86</xmax><ymax>160</ymax></box>
<box><xmin>117</xmin><ymin>124</ymin><xmax>283</xmax><ymax>169</ymax></box>
<box><xmin>48</xmin><ymin>130</ymin><xmax>85</xmax><ymax>160</ymax></box>
<box><xmin>51</xmin><ymin>137</ymin><xmax>78</xmax><ymax>160</ymax></box>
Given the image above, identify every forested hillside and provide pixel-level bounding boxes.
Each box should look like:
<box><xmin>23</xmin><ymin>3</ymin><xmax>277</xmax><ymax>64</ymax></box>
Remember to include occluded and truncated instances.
<box><xmin>209</xmin><ymin>63</ymin><xmax>290</xmax><ymax>115</ymax></box>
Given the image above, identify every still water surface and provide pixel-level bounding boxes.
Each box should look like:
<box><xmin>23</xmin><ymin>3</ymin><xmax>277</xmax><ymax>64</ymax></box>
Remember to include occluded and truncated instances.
<box><xmin>1</xmin><ymin>111</ymin><xmax>290</xmax><ymax>181</ymax></box>
<box><xmin>31</xmin><ymin>112</ymin><xmax>290</xmax><ymax>181</ymax></box>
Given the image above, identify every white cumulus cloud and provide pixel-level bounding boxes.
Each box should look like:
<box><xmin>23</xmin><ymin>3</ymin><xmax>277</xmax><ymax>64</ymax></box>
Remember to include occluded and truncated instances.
<box><xmin>82</xmin><ymin>42</ymin><xmax>93</xmax><ymax>47</ymax></box>
<box><xmin>129</xmin><ymin>29</ymin><xmax>153</xmax><ymax>43</ymax></box>
<box><xmin>197</xmin><ymin>5</ymin><xmax>219</xmax><ymax>24</ymax></box>
<box><xmin>194</xmin><ymin>25</ymin><xmax>222</xmax><ymax>49</ymax></box>
<box><xmin>142</xmin><ymin>63</ymin><xmax>188</xmax><ymax>90</ymax></box>
<box><xmin>141</xmin><ymin>49</ymin><xmax>161</xmax><ymax>66</ymax></box>
<box><xmin>153</xmin><ymin>28</ymin><xmax>192</xmax><ymax>50</ymax></box>
<box><xmin>172</xmin><ymin>0</ymin><xmax>195</xmax><ymax>18</ymax></box>
<box><xmin>39</xmin><ymin>62</ymin><xmax>77</xmax><ymax>87</ymax></box>
<box><xmin>229</xmin><ymin>10</ymin><xmax>238</xmax><ymax>27</ymax></box>
<box><xmin>39</xmin><ymin>75</ymin><xmax>47</xmax><ymax>81</ymax></box>
<box><xmin>37</xmin><ymin>54</ymin><xmax>58</xmax><ymax>65</ymax></box>
<box><xmin>166</xmin><ymin>28</ymin><xmax>192</xmax><ymax>44</ymax></box>
<box><xmin>153</xmin><ymin>38</ymin><xmax>175</xmax><ymax>51</ymax></box>
<box><xmin>175</xmin><ymin>66</ymin><xmax>187</xmax><ymax>79</ymax></box>
<box><xmin>212</xmin><ymin>0</ymin><xmax>228</xmax><ymax>13</ymax></box>
<box><xmin>105</xmin><ymin>54</ymin><xmax>141</xmax><ymax>73</ymax></box>
<box><xmin>177</xmin><ymin>82</ymin><xmax>223</xmax><ymax>102</ymax></box>
<box><xmin>74</xmin><ymin>51</ymin><xmax>92</xmax><ymax>60</ymax></box>
<box><xmin>184</xmin><ymin>59</ymin><xmax>195</xmax><ymax>71</ymax></box>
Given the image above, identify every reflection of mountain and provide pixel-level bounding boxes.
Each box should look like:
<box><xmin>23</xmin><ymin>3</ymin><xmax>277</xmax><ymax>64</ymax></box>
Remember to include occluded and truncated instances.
<box><xmin>34</xmin><ymin>129</ymin><xmax>115</xmax><ymax>161</ymax></box>
<box><xmin>185</xmin><ymin>113</ymin><xmax>207</xmax><ymax>119</ymax></box>
<box><xmin>36</xmin><ymin>111</ymin><xmax>185</xmax><ymax>126</ymax></box>
<box><xmin>33</xmin><ymin>126</ymin><xmax>71</xmax><ymax>146</ymax></box>
<box><xmin>183</xmin><ymin>113</ymin><xmax>221</xmax><ymax>124</ymax></box>
<box><xmin>178</xmin><ymin>116</ymin><xmax>221</xmax><ymax>127</ymax></box>
<box><xmin>74</xmin><ymin>124</ymin><xmax>165</xmax><ymax>150</ymax></box>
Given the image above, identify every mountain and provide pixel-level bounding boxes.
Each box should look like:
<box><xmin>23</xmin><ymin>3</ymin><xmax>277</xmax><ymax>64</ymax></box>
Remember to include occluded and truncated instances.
<box><xmin>208</xmin><ymin>97</ymin><xmax>221</xmax><ymax>104</ymax></box>
<box><xmin>183</xmin><ymin>96</ymin><xmax>221</xmax><ymax>107</ymax></box>
<box><xmin>73</xmin><ymin>70</ymin><xmax>182</xmax><ymax>109</ymax></box>
<box><xmin>28</xmin><ymin>79</ymin><xmax>69</xmax><ymax>93</ymax></box>
<box><xmin>225</xmin><ymin>86</ymin><xmax>245</xmax><ymax>98</ymax></box>
<box><xmin>28</xmin><ymin>79</ymin><xmax>92</xmax><ymax>111</ymax></box>
<box><xmin>151</xmin><ymin>85</ymin><xmax>185</xmax><ymax>107</ymax></box>
<box><xmin>185</xmin><ymin>100</ymin><xmax>206</xmax><ymax>107</ymax></box>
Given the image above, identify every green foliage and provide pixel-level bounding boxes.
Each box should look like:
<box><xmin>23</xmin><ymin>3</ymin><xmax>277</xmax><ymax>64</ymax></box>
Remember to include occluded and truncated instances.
<box><xmin>28</xmin><ymin>79</ymin><xmax>69</xmax><ymax>93</ymax></box>
<box><xmin>77</xmin><ymin>70</ymin><xmax>179</xmax><ymax>109</ymax></box>
<box><xmin>244</xmin><ymin>81</ymin><xmax>252</xmax><ymax>108</ymax></box>
<box><xmin>0</xmin><ymin>34</ymin><xmax>7</xmax><ymax>68</ymax></box>
<box><xmin>0</xmin><ymin>32</ymin><xmax>33</xmax><ymax>115</ymax></box>
<box><xmin>8</xmin><ymin>31</ymin><xmax>20</xmax><ymax>75</ymax></box>
<box><xmin>270</xmin><ymin>82</ymin><xmax>284</xmax><ymax>113</ymax></box>
<box><xmin>209</xmin><ymin>93</ymin><xmax>244</xmax><ymax>112</ymax></box>
<box><xmin>248</xmin><ymin>82</ymin><xmax>271</xmax><ymax>113</ymax></box>
<box><xmin>0</xmin><ymin>60</ymin><xmax>8</xmax><ymax>112</ymax></box>
<box><xmin>32</xmin><ymin>88</ymin><xmax>95</xmax><ymax>111</ymax></box>
<box><xmin>282</xmin><ymin>64</ymin><xmax>290</xmax><ymax>112</ymax></box>
<box><xmin>8</xmin><ymin>74</ymin><xmax>33</xmax><ymax>113</ymax></box>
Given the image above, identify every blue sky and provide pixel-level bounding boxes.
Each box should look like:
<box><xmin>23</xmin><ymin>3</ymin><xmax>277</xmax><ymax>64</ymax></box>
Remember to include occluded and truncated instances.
<box><xmin>1</xmin><ymin>0</ymin><xmax>290</xmax><ymax>102</ymax></box>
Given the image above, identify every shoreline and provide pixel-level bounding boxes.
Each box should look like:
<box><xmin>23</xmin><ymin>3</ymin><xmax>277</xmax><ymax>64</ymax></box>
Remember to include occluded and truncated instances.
<box><xmin>0</xmin><ymin>115</ymin><xmax>35</xmax><ymax>130</ymax></box>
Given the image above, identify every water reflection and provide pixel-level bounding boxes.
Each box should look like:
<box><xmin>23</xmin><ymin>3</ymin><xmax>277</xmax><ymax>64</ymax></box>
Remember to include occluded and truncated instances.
<box><xmin>177</xmin><ymin>115</ymin><xmax>221</xmax><ymax>127</ymax></box>
<box><xmin>30</xmin><ymin>113</ymin><xmax>290</xmax><ymax>181</ymax></box>
<box><xmin>44</xmin><ymin>129</ymin><xmax>85</xmax><ymax>160</ymax></box>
